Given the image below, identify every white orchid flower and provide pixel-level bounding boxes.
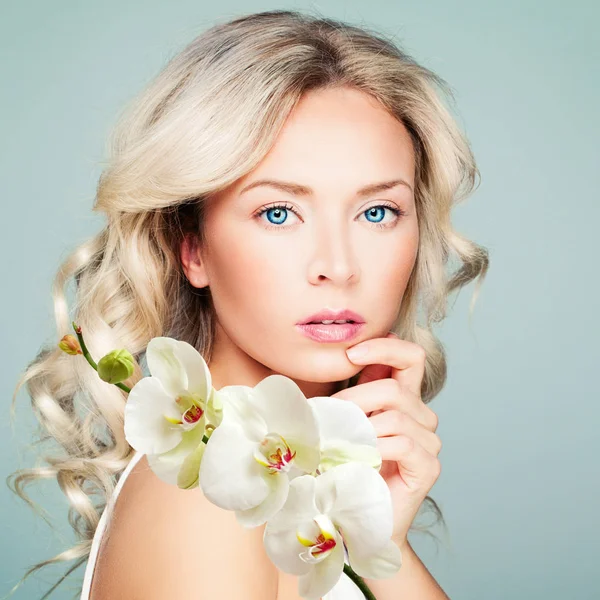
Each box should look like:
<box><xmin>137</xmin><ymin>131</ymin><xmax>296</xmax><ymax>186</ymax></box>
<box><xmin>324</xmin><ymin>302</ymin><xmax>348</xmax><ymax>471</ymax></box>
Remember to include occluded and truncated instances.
<box><xmin>263</xmin><ymin>462</ymin><xmax>402</xmax><ymax>600</ymax></box>
<box><xmin>124</xmin><ymin>337</ymin><xmax>222</xmax><ymax>489</ymax></box>
<box><xmin>199</xmin><ymin>374</ymin><xmax>321</xmax><ymax>528</ymax></box>
<box><xmin>307</xmin><ymin>396</ymin><xmax>382</xmax><ymax>473</ymax></box>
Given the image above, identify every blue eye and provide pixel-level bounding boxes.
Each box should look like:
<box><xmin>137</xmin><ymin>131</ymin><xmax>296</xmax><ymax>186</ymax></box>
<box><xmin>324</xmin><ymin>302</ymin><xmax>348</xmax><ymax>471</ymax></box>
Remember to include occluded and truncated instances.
<box><xmin>358</xmin><ymin>203</ymin><xmax>406</xmax><ymax>229</ymax></box>
<box><xmin>364</xmin><ymin>206</ymin><xmax>387</xmax><ymax>223</ymax></box>
<box><xmin>265</xmin><ymin>206</ymin><xmax>290</xmax><ymax>225</ymax></box>
<box><xmin>255</xmin><ymin>202</ymin><xmax>301</xmax><ymax>229</ymax></box>
<box><xmin>359</xmin><ymin>204</ymin><xmax>405</xmax><ymax>228</ymax></box>
<box><xmin>254</xmin><ymin>202</ymin><xmax>406</xmax><ymax>230</ymax></box>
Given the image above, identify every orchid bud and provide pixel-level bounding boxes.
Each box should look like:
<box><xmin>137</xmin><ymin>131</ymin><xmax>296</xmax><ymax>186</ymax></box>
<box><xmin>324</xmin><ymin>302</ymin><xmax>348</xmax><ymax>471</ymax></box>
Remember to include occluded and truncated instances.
<box><xmin>97</xmin><ymin>349</ymin><xmax>135</xmax><ymax>384</ymax></box>
<box><xmin>58</xmin><ymin>334</ymin><xmax>82</xmax><ymax>355</ymax></box>
<box><xmin>204</xmin><ymin>423</ymin><xmax>216</xmax><ymax>440</ymax></box>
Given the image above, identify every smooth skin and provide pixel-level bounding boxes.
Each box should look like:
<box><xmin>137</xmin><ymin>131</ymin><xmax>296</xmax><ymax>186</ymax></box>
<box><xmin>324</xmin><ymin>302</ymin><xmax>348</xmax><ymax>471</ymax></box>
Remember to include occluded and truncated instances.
<box><xmin>91</xmin><ymin>86</ymin><xmax>447</xmax><ymax>599</ymax></box>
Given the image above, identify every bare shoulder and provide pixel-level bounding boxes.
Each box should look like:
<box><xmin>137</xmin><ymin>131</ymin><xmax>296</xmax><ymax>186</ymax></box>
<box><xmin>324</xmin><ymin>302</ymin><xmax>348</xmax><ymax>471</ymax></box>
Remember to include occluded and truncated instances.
<box><xmin>89</xmin><ymin>454</ymin><xmax>279</xmax><ymax>600</ymax></box>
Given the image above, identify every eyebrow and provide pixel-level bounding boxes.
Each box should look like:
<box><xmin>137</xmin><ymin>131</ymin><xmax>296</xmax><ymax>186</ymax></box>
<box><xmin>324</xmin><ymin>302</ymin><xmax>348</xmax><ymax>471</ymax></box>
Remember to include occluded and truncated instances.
<box><xmin>239</xmin><ymin>178</ymin><xmax>413</xmax><ymax>197</ymax></box>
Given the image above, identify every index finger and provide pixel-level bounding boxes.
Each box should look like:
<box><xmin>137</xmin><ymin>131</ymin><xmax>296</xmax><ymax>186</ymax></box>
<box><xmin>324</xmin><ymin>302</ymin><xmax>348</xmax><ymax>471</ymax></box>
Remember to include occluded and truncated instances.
<box><xmin>345</xmin><ymin>334</ymin><xmax>426</xmax><ymax>398</ymax></box>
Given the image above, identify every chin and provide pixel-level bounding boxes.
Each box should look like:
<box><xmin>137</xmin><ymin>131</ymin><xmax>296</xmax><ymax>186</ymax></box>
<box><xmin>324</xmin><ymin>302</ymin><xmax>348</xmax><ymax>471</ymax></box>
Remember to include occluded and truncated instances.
<box><xmin>269</xmin><ymin>351</ymin><xmax>364</xmax><ymax>384</ymax></box>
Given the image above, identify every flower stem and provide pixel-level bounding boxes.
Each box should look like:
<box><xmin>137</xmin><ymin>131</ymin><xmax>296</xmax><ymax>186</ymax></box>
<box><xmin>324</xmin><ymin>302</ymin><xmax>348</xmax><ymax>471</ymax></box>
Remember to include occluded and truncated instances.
<box><xmin>71</xmin><ymin>321</ymin><xmax>131</xmax><ymax>394</ymax></box>
<box><xmin>343</xmin><ymin>564</ymin><xmax>377</xmax><ymax>600</ymax></box>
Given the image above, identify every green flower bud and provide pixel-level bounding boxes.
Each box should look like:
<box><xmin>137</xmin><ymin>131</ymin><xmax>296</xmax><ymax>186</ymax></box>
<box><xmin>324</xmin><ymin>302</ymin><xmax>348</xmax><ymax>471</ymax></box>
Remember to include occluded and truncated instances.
<box><xmin>58</xmin><ymin>334</ymin><xmax>82</xmax><ymax>355</ymax></box>
<box><xmin>97</xmin><ymin>349</ymin><xmax>135</xmax><ymax>384</ymax></box>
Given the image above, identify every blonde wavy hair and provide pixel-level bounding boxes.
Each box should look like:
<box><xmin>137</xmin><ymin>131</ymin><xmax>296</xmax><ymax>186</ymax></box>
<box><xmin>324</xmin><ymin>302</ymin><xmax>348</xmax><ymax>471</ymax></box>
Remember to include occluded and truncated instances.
<box><xmin>6</xmin><ymin>8</ymin><xmax>489</xmax><ymax>599</ymax></box>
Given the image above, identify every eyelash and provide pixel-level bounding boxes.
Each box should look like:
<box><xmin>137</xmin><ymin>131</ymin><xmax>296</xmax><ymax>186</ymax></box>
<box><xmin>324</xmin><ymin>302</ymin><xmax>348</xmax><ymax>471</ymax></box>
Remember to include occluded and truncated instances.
<box><xmin>253</xmin><ymin>201</ymin><xmax>407</xmax><ymax>231</ymax></box>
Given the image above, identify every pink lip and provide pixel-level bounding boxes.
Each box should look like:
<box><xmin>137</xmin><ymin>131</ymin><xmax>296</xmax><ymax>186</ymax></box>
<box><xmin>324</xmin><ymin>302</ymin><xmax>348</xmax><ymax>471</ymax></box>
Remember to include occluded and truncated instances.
<box><xmin>298</xmin><ymin>308</ymin><xmax>365</xmax><ymax>325</ymax></box>
<box><xmin>296</xmin><ymin>322</ymin><xmax>365</xmax><ymax>343</ymax></box>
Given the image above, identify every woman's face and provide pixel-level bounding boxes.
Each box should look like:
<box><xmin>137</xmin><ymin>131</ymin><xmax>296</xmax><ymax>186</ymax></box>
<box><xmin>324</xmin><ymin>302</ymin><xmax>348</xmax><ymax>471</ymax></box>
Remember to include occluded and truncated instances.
<box><xmin>181</xmin><ymin>86</ymin><xmax>419</xmax><ymax>398</ymax></box>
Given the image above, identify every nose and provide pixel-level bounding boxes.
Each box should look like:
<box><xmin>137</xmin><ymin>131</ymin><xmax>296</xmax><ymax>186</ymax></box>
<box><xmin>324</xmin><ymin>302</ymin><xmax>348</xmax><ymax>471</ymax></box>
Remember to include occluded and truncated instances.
<box><xmin>306</xmin><ymin>215</ymin><xmax>360</xmax><ymax>286</ymax></box>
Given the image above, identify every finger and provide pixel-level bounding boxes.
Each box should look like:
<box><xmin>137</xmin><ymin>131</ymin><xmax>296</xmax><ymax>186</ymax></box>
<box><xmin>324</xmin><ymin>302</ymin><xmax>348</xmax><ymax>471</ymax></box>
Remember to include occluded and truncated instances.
<box><xmin>377</xmin><ymin>435</ymin><xmax>442</xmax><ymax>490</ymax></box>
<box><xmin>369</xmin><ymin>410</ymin><xmax>442</xmax><ymax>457</ymax></box>
<box><xmin>345</xmin><ymin>332</ymin><xmax>395</xmax><ymax>386</ymax></box>
<box><xmin>346</xmin><ymin>335</ymin><xmax>426</xmax><ymax>398</ymax></box>
<box><xmin>332</xmin><ymin>378</ymin><xmax>432</xmax><ymax>430</ymax></box>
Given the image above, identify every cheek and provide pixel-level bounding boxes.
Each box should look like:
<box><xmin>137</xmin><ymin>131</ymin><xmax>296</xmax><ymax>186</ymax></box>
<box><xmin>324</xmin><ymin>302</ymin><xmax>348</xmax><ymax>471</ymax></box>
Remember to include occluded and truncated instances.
<box><xmin>366</xmin><ymin>229</ymin><xmax>419</xmax><ymax>302</ymax></box>
<box><xmin>388</xmin><ymin>240</ymin><xmax>418</xmax><ymax>287</ymax></box>
<box><xmin>205</xmin><ymin>226</ymin><xmax>291</xmax><ymax>321</ymax></box>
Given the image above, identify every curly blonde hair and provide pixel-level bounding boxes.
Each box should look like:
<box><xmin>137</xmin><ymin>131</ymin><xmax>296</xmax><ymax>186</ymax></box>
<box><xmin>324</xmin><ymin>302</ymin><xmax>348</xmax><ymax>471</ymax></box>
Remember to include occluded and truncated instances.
<box><xmin>6</xmin><ymin>8</ymin><xmax>489</xmax><ymax>599</ymax></box>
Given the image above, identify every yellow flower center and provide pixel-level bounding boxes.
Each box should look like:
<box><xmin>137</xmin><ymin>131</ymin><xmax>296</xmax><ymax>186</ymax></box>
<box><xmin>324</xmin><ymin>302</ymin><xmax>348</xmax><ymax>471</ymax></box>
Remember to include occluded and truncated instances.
<box><xmin>163</xmin><ymin>393</ymin><xmax>205</xmax><ymax>430</ymax></box>
<box><xmin>253</xmin><ymin>432</ymin><xmax>296</xmax><ymax>474</ymax></box>
<box><xmin>296</xmin><ymin>514</ymin><xmax>338</xmax><ymax>564</ymax></box>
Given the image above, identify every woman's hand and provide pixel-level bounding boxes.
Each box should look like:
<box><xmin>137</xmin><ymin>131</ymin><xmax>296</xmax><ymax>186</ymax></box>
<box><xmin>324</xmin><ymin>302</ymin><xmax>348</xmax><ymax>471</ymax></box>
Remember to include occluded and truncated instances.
<box><xmin>331</xmin><ymin>332</ymin><xmax>442</xmax><ymax>549</ymax></box>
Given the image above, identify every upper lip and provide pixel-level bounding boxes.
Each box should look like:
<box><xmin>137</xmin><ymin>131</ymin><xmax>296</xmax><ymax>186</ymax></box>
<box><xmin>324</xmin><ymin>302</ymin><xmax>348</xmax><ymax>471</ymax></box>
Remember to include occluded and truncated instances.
<box><xmin>298</xmin><ymin>308</ymin><xmax>365</xmax><ymax>325</ymax></box>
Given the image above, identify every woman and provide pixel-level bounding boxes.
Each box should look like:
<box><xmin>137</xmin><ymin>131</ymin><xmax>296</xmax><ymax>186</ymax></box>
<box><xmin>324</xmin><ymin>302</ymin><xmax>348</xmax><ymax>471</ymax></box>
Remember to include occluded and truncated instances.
<box><xmin>9</xmin><ymin>9</ymin><xmax>488</xmax><ymax>599</ymax></box>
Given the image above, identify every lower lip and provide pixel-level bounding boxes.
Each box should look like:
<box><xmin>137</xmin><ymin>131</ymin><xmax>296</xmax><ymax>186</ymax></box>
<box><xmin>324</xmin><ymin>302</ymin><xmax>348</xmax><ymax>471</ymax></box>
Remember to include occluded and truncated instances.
<box><xmin>296</xmin><ymin>322</ymin><xmax>365</xmax><ymax>342</ymax></box>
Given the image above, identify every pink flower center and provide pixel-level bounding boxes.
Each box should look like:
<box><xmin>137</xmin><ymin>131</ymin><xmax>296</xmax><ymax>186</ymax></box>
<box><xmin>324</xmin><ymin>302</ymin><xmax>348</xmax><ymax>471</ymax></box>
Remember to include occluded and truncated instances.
<box><xmin>254</xmin><ymin>432</ymin><xmax>296</xmax><ymax>474</ymax></box>
<box><xmin>162</xmin><ymin>394</ymin><xmax>205</xmax><ymax>429</ymax></box>
<box><xmin>311</xmin><ymin>533</ymin><xmax>337</xmax><ymax>556</ymax></box>
<box><xmin>296</xmin><ymin>514</ymin><xmax>339</xmax><ymax>565</ymax></box>
<box><xmin>182</xmin><ymin>403</ymin><xmax>203</xmax><ymax>424</ymax></box>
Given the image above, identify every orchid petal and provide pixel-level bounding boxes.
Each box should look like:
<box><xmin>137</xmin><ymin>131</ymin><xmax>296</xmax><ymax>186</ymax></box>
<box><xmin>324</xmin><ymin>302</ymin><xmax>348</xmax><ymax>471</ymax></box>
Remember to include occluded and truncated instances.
<box><xmin>286</xmin><ymin>463</ymin><xmax>306</xmax><ymax>482</ymax></box>
<box><xmin>205</xmin><ymin>388</ymin><xmax>224</xmax><ymax>428</ymax></box>
<box><xmin>146</xmin><ymin>452</ymin><xmax>180</xmax><ymax>487</ymax></box>
<box><xmin>314</xmin><ymin>469</ymin><xmax>338</xmax><ymax>516</ymax></box>
<box><xmin>254</xmin><ymin>375</ymin><xmax>319</xmax><ymax>438</ymax></box>
<box><xmin>199</xmin><ymin>418</ymin><xmax>269</xmax><ymax>511</ymax></box>
<box><xmin>298</xmin><ymin>529</ymin><xmax>345</xmax><ymax>600</ymax></box>
<box><xmin>317</xmin><ymin>462</ymin><xmax>394</xmax><ymax>556</ymax></box>
<box><xmin>296</xmin><ymin>518</ymin><xmax>322</xmax><ymax>547</ymax></box>
<box><xmin>263</xmin><ymin>475</ymin><xmax>319</xmax><ymax>575</ymax></box>
<box><xmin>177</xmin><ymin>438</ymin><xmax>207</xmax><ymax>489</ymax></box>
<box><xmin>145</xmin><ymin>337</ymin><xmax>188</xmax><ymax>397</ymax></box>
<box><xmin>171</xmin><ymin>339</ymin><xmax>212</xmax><ymax>398</ymax></box>
<box><xmin>145</xmin><ymin>421</ymin><xmax>205</xmax><ymax>486</ymax></box>
<box><xmin>253</xmin><ymin>375</ymin><xmax>321</xmax><ymax>470</ymax></box>
<box><xmin>283</xmin><ymin>438</ymin><xmax>321</xmax><ymax>474</ymax></box>
<box><xmin>346</xmin><ymin>539</ymin><xmax>402</xmax><ymax>579</ymax></box>
<box><xmin>308</xmin><ymin>395</ymin><xmax>377</xmax><ymax>446</ymax></box>
<box><xmin>235</xmin><ymin>471</ymin><xmax>290</xmax><ymax>528</ymax></box>
<box><xmin>319</xmin><ymin>439</ymin><xmax>382</xmax><ymax>472</ymax></box>
<box><xmin>124</xmin><ymin>376</ymin><xmax>182</xmax><ymax>455</ymax></box>
<box><xmin>217</xmin><ymin>384</ymin><xmax>268</xmax><ymax>441</ymax></box>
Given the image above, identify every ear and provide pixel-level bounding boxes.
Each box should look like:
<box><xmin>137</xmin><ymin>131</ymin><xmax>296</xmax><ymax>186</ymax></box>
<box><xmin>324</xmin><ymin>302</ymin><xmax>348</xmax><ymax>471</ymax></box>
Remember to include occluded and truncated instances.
<box><xmin>180</xmin><ymin>235</ymin><xmax>209</xmax><ymax>288</ymax></box>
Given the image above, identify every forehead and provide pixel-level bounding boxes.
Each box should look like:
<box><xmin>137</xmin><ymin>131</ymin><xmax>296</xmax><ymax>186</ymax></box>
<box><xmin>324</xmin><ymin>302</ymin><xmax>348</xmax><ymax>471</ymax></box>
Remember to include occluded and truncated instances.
<box><xmin>229</xmin><ymin>86</ymin><xmax>415</xmax><ymax>199</ymax></box>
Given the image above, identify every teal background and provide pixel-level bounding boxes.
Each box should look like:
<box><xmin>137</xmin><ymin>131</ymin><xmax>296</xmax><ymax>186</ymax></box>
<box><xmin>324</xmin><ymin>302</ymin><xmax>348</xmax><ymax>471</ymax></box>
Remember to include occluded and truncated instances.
<box><xmin>1</xmin><ymin>1</ymin><xmax>598</xmax><ymax>598</ymax></box>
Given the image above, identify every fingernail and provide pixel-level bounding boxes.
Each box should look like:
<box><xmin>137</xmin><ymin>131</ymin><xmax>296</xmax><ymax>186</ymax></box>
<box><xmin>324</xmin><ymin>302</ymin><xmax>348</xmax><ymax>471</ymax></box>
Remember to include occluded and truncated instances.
<box><xmin>346</xmin><ymin>344</ymin><xmax>369</xmax><ymax>360</ymax></box>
